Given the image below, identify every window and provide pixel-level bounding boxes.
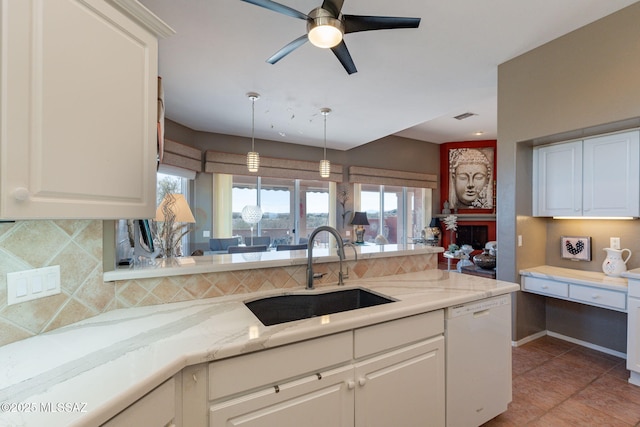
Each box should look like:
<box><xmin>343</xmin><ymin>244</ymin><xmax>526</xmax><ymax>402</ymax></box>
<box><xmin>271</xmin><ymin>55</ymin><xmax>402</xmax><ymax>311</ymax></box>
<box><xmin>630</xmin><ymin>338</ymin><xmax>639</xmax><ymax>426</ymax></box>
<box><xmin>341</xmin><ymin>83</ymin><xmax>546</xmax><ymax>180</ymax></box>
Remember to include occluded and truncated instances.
<box><xmin>356</xmin><ymin>184</ymin><xmax>428</xmax><ymax>244</ymax></box>
<box><xmin>230</xmin><ymin>176</ymin><xmax>333</xmax><ymax>247</ymax></box>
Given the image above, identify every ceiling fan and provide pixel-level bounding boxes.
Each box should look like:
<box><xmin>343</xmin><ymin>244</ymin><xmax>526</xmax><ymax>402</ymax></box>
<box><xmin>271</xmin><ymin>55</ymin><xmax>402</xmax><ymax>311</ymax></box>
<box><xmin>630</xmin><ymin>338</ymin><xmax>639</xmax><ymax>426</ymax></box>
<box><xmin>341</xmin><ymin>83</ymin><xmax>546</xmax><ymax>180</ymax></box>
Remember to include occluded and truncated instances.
<box><xmin>241</xmin><ymin>0</ymin><xmax>421</xmax><ymax>74</ymax></box>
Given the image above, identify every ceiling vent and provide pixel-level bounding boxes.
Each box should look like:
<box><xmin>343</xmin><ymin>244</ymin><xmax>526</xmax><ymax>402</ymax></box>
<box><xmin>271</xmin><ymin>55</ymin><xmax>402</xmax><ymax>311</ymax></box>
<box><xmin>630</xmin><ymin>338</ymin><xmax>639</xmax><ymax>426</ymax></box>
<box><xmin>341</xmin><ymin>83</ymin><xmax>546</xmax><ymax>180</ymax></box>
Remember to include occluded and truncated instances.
<box><xmin>453</xmin><ymin>112</ymin><xmax>476</xmax><ymax>120</ymax></box>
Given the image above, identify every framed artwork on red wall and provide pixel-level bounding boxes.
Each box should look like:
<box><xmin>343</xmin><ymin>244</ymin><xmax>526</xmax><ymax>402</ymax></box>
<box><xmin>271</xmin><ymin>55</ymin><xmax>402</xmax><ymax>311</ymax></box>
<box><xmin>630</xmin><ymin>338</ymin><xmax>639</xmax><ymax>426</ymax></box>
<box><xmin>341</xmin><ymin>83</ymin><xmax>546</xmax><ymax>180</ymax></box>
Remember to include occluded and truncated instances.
<box><xmin>440</xmin><ymin>141</ymin><xmax>497</xmax><ymax>213</ymax></box>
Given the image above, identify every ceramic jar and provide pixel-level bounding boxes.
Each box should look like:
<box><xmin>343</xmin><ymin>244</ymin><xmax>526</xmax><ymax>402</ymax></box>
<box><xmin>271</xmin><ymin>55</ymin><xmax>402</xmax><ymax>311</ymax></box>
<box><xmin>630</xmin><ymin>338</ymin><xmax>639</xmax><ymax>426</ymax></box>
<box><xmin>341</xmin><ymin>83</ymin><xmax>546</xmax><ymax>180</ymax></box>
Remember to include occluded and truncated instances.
<box><xmin>473</xmin><ymin>248</ymin><xmax>496</xmax><ymax>270</ymax></box>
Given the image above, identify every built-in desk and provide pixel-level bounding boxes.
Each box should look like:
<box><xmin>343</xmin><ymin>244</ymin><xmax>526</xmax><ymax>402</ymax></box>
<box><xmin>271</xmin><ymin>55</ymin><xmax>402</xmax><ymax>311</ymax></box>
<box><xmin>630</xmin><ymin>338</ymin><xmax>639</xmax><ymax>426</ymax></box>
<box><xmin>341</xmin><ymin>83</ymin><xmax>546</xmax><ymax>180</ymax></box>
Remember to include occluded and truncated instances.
<box><xmin>520</xmin><ymin>265</ymin><xmax>628</xmax><ymax>312</ymax></box>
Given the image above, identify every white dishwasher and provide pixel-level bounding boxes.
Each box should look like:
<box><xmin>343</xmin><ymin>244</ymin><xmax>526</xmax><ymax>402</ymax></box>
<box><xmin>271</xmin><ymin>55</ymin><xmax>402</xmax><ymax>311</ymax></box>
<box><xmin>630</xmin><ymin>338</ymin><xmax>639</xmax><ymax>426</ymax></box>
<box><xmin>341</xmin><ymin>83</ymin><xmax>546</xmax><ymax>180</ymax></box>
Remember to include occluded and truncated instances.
<box><xmin>445</xmin><ymin>294</ymin><xmax>512</xmax><ymax>427</ymax></box>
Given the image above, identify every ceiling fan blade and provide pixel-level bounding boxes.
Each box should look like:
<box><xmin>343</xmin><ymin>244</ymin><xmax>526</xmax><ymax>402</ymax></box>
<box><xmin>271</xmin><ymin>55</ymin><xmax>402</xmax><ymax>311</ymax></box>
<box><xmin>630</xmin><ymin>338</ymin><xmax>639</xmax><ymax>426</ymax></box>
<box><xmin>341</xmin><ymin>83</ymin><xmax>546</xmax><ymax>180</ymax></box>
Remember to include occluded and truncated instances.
<box><xmin>331</xmin><ymin>41</ymin><xmax>357</xmax><ymax>75</ymax></box>
<box><xmin>266</xmin><ymin>34</ymin><xmax>309</xmax><ymax>64</ymax></box>
<box><xmin>320</xmin><ymin>0</ymin><xmax>344</xmax><ymax>17</ymax></box>
<box><xmin>343</xmin><ymin>15</ymin><xmax>421</xmax><ymax>34</ymax></box>
<box><xmin>240</xmin><ymin>0</ymin><xmax>308</xmax><ymax>20</ymax></box>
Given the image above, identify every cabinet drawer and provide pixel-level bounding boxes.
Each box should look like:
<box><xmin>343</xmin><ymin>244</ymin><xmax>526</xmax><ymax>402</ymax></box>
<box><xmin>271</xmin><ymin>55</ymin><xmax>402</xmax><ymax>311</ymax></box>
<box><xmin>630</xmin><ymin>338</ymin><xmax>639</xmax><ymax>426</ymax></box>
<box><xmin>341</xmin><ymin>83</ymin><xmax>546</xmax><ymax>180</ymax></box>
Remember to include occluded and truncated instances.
<box><xmin>209</xmin><ymin>331</ymin><xmax>352</xmax><ymax>401</ymax></box>
<box><xmin>354</xmin><ymin>311</ymin><xmax>444</xmax><ymax>359</ymax></box>
<box><xmin>522</xmin><ymin>276</ymin><xmax>568</xmax><ymax>298</ymax></box>
<box><xmin>569</xmin><ymin>284</ymin><xmax>626</xmax><ymax>311</ymax></box>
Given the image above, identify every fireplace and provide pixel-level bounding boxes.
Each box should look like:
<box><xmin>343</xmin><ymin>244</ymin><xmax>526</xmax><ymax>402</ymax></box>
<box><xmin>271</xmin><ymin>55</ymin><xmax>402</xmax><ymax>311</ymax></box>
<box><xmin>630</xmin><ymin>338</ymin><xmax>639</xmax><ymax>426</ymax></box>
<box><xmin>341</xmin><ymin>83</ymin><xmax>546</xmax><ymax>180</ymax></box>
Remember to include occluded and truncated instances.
<box><xmin>456</xmin><ymin>225</ymin><xmax>488</xmax><ymax>250</ymax></box>
<box><xmin>440</xmin><ymin>216</ymin><xmax>496</xmax><ymax>258</ymax></box>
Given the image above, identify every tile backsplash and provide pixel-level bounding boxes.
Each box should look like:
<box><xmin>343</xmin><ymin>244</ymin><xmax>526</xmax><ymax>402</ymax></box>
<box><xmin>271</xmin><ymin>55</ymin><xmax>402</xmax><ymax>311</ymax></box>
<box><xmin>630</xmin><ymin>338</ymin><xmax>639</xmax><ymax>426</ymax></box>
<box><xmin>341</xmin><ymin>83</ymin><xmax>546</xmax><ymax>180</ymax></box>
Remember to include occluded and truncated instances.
<box><xmin>0</xmin><ymin>220</ymin><xmax>437</xmax><ymax>347</ymax></box>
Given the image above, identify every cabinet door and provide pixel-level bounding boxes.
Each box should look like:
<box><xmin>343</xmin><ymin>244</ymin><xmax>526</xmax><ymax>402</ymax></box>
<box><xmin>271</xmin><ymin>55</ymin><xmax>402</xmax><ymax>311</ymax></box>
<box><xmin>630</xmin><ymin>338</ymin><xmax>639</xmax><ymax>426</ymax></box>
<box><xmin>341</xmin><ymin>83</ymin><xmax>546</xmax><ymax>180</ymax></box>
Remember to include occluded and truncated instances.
<box><xmin>627</xmin><ymin>296</ymin><xmax>640</xmax><ymax>382</ymax></box>
<box><xmin>102</xmin><ymin>378</ymin><xmax>175</xmax><ymax>427</ymax></box>
<box><xmin>0</xmin><ymin>0</ymin><xmax>160</xmax><ymax>219</ymax></box>
<box><xmin>583</xmin><ymin>130</ymin><xmax>640</xmax><ymax>217</ymax></box>
<box><xmin>533</xmin><ymin>141</ymin><xmax>582</xmax><ymax>216</ymax></box>
<box><xmin>353</xmin><ymin>337</ymin><xmax>445</xmax><ymax>427</ymax></box>
<box><xmin>209</xmin><ymin>365</ymin><xmax>354</xmax><ymax>427</ymax></box>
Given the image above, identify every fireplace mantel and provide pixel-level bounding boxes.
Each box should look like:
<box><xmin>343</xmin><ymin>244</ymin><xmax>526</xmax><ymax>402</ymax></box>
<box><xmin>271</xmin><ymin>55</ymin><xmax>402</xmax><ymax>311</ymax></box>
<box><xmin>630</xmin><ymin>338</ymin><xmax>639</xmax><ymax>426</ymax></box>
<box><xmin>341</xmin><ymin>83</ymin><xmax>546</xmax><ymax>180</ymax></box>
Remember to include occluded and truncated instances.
<box><xmin>435</xmin><ymin>213</ymin><xmax>496</xmax><ymax>221</ymax></box>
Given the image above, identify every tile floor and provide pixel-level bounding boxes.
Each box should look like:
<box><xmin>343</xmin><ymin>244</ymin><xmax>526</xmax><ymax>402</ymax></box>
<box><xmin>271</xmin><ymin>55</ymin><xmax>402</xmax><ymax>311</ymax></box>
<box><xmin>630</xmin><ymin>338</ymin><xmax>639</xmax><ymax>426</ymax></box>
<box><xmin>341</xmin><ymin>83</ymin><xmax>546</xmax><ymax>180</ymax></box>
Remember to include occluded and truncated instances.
<box><xmin>483</xmin><ymin>335</ymin><xmax>640</xmax><ymax>426</ymax></box>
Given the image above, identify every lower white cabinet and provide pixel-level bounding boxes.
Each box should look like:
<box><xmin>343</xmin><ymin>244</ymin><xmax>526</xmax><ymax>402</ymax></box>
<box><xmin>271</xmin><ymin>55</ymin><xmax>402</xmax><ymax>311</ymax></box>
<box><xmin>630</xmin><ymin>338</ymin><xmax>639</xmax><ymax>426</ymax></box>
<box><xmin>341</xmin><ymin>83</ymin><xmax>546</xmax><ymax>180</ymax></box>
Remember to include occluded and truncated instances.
<box><xmin>627</xmin><ymin>278</ymin><xmax>640</xmax><ymax>385</ymax></box>
<box><xmin>207</xmin><ymin>312</ymin><xmax>445</xmax><ymax>427</ymax></box>
<box><xmin>210</xmin><ymin>365</ymin><xmax>354</xmax><ymax>427</ymax></box>
<box><xmin>354</xmin><ymin>337</ymin><xmax>445</xmax><ymax>427</ymax></box>
<box><xmin>101</xmin><ymin>378</ymin><xmax>176</xmax><ymax>427</ymax></box>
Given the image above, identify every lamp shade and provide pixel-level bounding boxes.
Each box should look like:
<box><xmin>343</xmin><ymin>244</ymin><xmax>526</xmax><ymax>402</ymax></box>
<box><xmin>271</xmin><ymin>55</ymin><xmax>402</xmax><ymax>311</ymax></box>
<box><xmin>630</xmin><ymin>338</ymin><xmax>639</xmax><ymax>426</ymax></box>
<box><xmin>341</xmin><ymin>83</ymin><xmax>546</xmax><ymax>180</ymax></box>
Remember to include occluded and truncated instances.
<box><xmin>429</xmin><ymin>217</ymin><xmax>441</xmax><ymax>228</ymax></box>
<box><xmin>156</xmin><ymin>193</ymin><xmax>195</xmax><ymax>223</ymax></box>
<box><xmin>350</xmin><ymin>211</ymin><xmax>369</xmax><ymax>226</ymax></box>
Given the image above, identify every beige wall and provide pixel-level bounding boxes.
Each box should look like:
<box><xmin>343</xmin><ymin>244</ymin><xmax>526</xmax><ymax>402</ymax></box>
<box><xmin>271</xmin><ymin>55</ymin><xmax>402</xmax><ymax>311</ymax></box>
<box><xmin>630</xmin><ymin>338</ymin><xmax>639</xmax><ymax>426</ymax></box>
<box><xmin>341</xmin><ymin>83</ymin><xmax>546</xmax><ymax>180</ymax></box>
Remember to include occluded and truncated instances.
<box><xmin>497</xmin><ymin>2</ymin><xmax>640</xmax><ymax>347</ymax></box>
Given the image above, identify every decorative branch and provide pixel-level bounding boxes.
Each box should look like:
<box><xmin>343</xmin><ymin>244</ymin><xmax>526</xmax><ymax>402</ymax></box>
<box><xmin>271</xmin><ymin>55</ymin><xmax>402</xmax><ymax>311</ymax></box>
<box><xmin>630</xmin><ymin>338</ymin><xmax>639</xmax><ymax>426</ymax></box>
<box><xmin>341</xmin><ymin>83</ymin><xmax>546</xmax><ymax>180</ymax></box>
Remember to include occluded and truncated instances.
<box><xmin>338</xmin><ymin>187</ymin><xmax>352</xmax><ymax>229</ymax></box>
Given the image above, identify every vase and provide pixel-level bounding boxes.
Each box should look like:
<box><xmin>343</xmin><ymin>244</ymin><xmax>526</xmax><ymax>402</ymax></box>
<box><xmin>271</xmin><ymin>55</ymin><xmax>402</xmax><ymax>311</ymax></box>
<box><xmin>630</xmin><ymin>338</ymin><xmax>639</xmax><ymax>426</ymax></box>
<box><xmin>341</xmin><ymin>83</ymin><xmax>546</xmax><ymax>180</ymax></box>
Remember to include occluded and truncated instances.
<box><xmin>473</xmin><ymin>249</ymin><xmax>496</xmax><ymax>270</ymax></box>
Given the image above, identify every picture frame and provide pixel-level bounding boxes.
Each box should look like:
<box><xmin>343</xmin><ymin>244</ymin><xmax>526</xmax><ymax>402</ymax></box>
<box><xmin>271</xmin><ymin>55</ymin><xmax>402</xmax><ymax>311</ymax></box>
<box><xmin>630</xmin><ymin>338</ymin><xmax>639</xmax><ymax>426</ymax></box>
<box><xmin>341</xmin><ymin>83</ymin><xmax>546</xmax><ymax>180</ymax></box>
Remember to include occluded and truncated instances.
<box><xmin>561</xmin><ymin>236</ymin><xmax>591</xmax><ymax>261</ymax></box>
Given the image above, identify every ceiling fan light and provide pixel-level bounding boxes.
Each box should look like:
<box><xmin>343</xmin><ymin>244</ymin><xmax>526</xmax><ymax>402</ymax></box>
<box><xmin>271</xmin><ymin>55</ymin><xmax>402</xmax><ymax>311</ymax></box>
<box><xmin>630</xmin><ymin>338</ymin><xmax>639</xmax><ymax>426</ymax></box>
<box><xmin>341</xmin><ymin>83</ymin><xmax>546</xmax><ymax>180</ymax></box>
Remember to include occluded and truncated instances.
<box><xmin>319</xmin><ymin>159</ymin><xmax>331</xmax><ymax>178</ymax></box>
<box><xmin>308</xmin><ymin>24</ymin><xmax>343</xmax><ymax>48</ymax></box>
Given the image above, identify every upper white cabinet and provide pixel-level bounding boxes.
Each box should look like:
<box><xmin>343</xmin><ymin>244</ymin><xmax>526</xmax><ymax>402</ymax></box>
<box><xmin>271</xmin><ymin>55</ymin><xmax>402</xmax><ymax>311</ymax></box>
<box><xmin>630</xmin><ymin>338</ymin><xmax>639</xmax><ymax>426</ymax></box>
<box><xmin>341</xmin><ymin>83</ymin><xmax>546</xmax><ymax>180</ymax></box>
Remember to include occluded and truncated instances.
<box><xmin>533</xmin><ymin>130</ymin><xmax>640</xmax><ymax>217</ymax></box>
<box><xmin>0</xmin><ymin>0</ymin><xmax>173</xmax><ymax>219</ymax></box>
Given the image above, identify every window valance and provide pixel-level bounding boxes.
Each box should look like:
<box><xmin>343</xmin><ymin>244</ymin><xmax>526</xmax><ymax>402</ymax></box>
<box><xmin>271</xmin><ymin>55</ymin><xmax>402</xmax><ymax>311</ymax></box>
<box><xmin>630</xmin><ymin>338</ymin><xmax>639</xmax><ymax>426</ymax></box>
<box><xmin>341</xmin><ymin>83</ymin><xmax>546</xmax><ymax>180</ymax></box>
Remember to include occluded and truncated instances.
<box><xmin>348</xmin><ymin>166</ymin><xmax>437</xmax><ymax>188</ymax></box>
<box><xmin>161</xmin><ymin>139</ymin><xmax>203</xmax><ymax>172</ymax></box>
<box><xmin>205</xmin><ymin>151</ymin><xmax>343</xmax><ymax>181</ymax></box>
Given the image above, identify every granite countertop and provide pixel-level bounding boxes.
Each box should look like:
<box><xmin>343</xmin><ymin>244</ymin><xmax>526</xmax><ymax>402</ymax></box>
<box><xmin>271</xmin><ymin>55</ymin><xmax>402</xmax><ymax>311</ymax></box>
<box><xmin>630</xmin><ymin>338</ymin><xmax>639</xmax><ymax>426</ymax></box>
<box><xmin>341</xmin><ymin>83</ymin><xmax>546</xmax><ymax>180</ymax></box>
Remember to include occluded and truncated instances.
<box><xmin>103</xmin><ymin>243</ymin><xmax>442</xmax><ymax>282</ymax></box>
<box><xmin>520</xmin><ymin>265</ymin><xmax>628</xmax><ymax>291</ymax></box>
<box><xmin>0</xmin><ymin>270</ymin><xmax>519</xmax><ymax>427</ymax></box>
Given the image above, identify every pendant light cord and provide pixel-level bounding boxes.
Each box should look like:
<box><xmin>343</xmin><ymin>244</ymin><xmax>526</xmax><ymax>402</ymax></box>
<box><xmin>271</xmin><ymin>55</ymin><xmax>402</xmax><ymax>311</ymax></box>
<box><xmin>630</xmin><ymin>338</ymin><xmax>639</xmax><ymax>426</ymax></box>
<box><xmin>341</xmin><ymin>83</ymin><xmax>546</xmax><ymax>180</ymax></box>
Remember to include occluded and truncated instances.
<box><xmin>323</xmin><ymin>112</ymin><xmax>327</xmax><ymax>160</ymax></box>
<box><xmin>251</xmin><ymin>97</ymin><xmax>256</xmax><ymax>152</ymax></box>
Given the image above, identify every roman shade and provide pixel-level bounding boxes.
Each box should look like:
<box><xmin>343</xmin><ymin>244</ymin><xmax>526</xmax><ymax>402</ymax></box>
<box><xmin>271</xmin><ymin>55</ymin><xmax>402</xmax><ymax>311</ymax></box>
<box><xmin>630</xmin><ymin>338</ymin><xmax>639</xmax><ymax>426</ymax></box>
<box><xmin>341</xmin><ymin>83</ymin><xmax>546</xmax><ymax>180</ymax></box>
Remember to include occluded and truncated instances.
<box><xmin>205</xmin><ymin>151</ymin><xmax>343</xmax><ymax>181</ymax></box>
<box><xmin>161</xmin><ymin>139</ymin><xmax>203</xmax><ymax>172</ymax></box>
<box><xmin>348</xmin><ymin>166</ymin><xmax>437</xmax><ymax>188</ymax></box>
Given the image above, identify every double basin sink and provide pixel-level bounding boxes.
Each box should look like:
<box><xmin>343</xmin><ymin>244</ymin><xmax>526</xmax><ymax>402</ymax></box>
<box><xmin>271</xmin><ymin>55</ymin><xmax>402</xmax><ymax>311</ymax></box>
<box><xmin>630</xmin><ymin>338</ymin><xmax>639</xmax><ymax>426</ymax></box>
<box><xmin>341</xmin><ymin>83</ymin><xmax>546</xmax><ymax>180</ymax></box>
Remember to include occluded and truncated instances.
<box><xmin>245</xmin><ymin>288</ymin><xmax>396</xmax><ymax>326</ymax></box>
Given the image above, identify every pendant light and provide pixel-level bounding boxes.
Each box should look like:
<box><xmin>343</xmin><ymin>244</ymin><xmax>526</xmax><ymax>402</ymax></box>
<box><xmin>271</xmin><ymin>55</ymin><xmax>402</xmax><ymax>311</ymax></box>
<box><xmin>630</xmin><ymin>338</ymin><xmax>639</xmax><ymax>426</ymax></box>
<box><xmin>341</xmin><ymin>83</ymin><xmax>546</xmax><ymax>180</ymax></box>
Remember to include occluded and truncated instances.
<box><xmin>246</xmin><ymin>92</ymin><xmax>260</xmax><ymax>172</ymax></box>
<box><xmin>319</xmin><ymin>107</ymin><xmax>331</xmax><ymax>178</ymax></box>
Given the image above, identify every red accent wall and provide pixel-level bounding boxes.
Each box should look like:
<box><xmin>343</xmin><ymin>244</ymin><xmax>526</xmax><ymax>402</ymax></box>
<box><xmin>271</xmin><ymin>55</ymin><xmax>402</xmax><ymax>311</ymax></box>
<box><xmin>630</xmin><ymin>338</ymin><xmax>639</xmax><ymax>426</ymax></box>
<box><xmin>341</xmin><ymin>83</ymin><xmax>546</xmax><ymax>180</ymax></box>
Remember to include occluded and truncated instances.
<box><xmin>438</xmin><ymin>140</ymin><xmax>497</xmax><ymax>262</ymax></box>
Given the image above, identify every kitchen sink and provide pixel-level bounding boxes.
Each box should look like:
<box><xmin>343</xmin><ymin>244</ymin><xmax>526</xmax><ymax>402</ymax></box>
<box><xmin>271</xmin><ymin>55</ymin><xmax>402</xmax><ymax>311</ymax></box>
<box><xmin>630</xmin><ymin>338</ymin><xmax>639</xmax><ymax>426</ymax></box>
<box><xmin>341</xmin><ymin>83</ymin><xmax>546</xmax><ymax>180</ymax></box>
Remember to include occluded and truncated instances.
<box><xmin>245</xmin><ymin>288</ymin><xmax>396</xmax><ymax>326</ymax></box>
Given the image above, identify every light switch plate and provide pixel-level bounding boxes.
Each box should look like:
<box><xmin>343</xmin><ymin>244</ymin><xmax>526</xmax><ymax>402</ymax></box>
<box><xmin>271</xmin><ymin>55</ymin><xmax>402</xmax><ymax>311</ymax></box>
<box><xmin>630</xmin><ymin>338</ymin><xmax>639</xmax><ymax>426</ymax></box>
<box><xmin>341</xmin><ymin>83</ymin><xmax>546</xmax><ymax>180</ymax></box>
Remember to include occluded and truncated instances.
<box><xmin>7</xmin><ymin>265</ymin><xmax>61</xmax><ymax>306</ymax></box>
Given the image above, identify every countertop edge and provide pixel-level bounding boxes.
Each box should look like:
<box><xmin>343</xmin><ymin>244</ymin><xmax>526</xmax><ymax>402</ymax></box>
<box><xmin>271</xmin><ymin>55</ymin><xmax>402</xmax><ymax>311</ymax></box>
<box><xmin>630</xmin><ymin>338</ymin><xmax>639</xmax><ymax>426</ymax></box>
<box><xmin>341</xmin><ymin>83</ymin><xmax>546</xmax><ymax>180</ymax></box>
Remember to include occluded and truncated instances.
<box><xmin>103</xmin><ymin>245</ymin><xmax>443</xmax><ymax>282</ymax></box>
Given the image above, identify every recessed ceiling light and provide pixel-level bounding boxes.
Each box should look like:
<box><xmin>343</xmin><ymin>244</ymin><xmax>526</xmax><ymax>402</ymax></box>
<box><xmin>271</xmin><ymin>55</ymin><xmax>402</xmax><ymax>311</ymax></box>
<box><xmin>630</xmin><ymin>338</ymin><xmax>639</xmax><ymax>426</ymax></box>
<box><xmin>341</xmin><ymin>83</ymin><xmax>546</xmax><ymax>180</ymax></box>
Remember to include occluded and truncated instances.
<box><xmin>474</xmin><ymin>131</ymin><xmax>484</xmax><ymax>136</ymax></box>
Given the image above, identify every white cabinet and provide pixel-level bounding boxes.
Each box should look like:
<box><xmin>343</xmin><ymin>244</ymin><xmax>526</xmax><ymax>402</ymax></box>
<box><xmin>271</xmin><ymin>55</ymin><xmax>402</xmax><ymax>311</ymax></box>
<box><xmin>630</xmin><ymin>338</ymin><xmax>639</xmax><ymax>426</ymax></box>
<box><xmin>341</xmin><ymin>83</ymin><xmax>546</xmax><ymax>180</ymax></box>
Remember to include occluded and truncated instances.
<box><xmin>533</xmin><ymin>130</ymin><xmax>640</xmax><ymax>217</ymax></box>
<box><xmin>0</xmin><ymin>0</ymin><xmax>173</xmax><ymax>219</ymax></box>
<box><xmin>627</xmin><ymin>278</ymin><xmax>640</xmax><ymax>386</ymax></box>
<box><xmin>354</xmin><ymin>338</ymin><xmax>445</xmax><ymax>427</ymax></box>
<box><xmin>210</xmin><ymin>366</ymin><xmax>354</xmax><ymax>427</ymax></box>
<box><xmin>102</xmin><ymin>378</ymin><xmax>176</xmax><ymax>427</ymax></box>
<box><xmin>208</xmin><ymin>312</ymin><xmax>445</xmax><ymax>427</ymax></box>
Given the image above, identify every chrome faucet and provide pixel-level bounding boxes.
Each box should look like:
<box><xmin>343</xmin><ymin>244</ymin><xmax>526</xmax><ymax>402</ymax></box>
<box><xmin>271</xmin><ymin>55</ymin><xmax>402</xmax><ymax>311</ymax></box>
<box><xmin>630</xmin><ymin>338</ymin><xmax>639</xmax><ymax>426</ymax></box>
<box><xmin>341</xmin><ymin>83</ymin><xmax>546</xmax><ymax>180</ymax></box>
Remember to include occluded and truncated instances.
<box><xmin>306</xmin><ymin>226</ymin><xmax>346</xmax><ymax>289</ymax></box>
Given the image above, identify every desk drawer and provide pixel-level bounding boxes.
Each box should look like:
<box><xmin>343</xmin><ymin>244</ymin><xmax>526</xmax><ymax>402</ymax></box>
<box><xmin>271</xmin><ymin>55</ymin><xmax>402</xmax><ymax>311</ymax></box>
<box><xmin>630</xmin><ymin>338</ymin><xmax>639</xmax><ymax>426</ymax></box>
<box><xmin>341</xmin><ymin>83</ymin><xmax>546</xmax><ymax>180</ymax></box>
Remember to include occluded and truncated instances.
<box><xmin>569</xmin><ymin>284</ymin><xmax>626</xmax><ymax>311</ymax></box>
<box><xmin>522</xmin><ymin>276</ymin><xmax>568</xmax><ymax>298</ymax></box>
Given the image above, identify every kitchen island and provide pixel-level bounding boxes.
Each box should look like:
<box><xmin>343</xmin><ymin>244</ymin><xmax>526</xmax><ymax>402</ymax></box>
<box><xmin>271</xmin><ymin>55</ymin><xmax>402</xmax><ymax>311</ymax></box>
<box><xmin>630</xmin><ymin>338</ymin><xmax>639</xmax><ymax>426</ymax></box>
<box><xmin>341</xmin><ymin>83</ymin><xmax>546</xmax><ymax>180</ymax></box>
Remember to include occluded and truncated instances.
<box><xmin>0</xmin><ymin>270</ymin><xmax>518</xmax><ymax>427</ymax></box>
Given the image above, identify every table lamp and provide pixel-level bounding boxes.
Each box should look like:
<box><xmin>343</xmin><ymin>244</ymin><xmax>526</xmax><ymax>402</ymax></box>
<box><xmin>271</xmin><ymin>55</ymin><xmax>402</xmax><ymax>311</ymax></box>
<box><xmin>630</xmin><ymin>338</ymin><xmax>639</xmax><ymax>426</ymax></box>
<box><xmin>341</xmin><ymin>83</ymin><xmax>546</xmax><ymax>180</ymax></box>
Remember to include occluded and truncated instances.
<box><xmin>351</xmin><ymin>211</ymin><xmax>369</xmax><ymax>244</ymax></box>
<box><xmin>155</xmin><ymin>193</ymin><xmax>196</xmax><ymax>257</ymax></box>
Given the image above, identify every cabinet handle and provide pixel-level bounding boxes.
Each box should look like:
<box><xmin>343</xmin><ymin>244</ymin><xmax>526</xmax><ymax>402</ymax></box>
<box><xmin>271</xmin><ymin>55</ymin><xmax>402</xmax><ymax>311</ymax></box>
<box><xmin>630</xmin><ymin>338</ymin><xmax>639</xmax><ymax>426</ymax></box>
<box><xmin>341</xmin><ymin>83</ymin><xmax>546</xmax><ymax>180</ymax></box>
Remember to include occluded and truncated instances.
<box><xmin>541</xmin><ymin>285</ymin><xmax>549</xmax><ymax>289</ymax></box>
<box><xmin>13</xmin><ymin>187</ymin><xmax>30</xmax><ymax>202</ymax></box>
<box><xmin>592</xmin><ymin>294</ymin><xmax>600</xmax><ymax>299</ymax></box>
<box><xmin>358</xmin><ymin>377</ymin><xmax>367</xmax><ymax>387</ymax></box>
<box><xmin>346</xmin><ymin>380</ymin><xmax>355</xmax><ymax>390</ymax></box>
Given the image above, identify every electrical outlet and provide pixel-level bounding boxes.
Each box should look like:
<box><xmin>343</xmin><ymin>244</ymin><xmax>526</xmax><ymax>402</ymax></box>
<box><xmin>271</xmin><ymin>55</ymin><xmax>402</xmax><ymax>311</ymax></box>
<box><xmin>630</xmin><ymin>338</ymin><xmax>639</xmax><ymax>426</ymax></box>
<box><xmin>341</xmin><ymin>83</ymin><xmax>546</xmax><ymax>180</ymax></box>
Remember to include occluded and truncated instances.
<box><xmin>7</xmin><ymin>265</ymin><xmax>61</xmax><ymax>306</ymax></box>
<box><xmin>203</xmin><ymin>230</ymin><xmax>211</xmax><ymax>238</ymax></box>
<box><xmin>610</xmin><ymin>237</ymin><xmax>621</xmax><ymax>250</ymax></box>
